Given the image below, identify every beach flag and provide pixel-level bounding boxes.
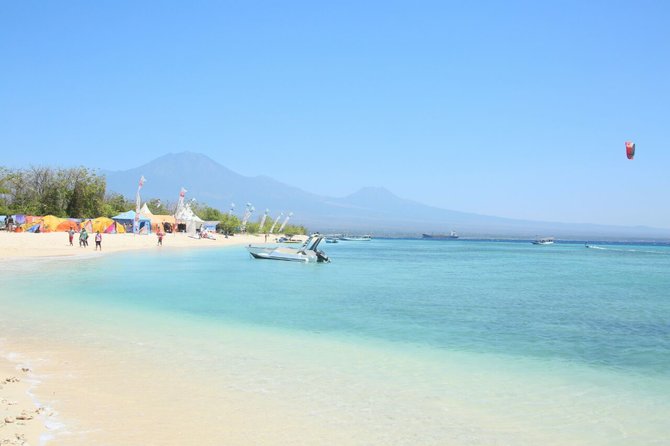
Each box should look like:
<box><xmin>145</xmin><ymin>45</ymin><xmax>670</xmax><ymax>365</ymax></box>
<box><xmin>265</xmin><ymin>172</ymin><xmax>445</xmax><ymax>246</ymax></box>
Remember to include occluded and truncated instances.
<box><xmin>258</xmin><ymin>209</ymin><xmax>269</xmax><ymax>233</ymax></box>
<box><xmin>134</xmin><ymin>175</ymin><xmax>147</xmax><ymax>233</ymax></box>
<box><xmin>241</xmin><ymin>203</ymin><xmax>254</xmax><ymax>233</ymax></box>
<box><xmin>278</xmin><ymin>212</ymin><xmax>293</xmax><ymax>233</ymax></box>
<box><xmin>269</xmin><ymin>212</ymin><xmax>283</xmax><ymax>234</ymax></box>
<box><xmin>175</xmin><ymin>187</ymin><xmax>188</xmax><ymax>217</ymax></box>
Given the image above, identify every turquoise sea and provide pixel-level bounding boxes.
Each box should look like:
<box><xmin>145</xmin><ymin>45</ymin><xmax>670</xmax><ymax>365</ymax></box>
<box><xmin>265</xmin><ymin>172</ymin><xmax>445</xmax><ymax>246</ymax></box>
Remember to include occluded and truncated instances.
<box><xmin>2</xmin><ymin>239</ymin><xmax>670</xmax><ymax>445</ymax></box>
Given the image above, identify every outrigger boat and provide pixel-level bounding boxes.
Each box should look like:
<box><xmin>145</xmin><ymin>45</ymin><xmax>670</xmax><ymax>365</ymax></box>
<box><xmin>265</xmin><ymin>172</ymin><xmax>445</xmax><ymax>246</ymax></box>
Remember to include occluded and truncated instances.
<box><xmin>247</xmin><ymin>235</ymin><xmax>330</xmax><ymax>263</ymax></box>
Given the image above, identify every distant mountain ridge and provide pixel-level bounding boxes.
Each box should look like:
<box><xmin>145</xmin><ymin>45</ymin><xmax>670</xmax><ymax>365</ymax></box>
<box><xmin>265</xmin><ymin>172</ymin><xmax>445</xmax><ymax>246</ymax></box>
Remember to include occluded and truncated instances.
<box><xmin>103</xmin><ymin>152</ymin><xmax>670</xmax><ymax>239</ymax></box>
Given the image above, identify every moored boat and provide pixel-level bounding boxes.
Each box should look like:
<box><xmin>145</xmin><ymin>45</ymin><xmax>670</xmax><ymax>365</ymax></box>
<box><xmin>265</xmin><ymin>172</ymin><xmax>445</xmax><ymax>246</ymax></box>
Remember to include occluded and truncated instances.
<box><xmin>247</xmin><ymin>235</ymin><xmax>330</xmax><ymax>263</ymax></box>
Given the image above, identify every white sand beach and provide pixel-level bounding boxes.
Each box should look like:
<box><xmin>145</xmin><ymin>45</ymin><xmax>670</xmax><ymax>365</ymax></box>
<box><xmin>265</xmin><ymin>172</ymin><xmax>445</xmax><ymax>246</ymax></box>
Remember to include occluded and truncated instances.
<box><xmin>0</xmin><ymin>355</ymin><xmax>45</xmax><ymax>446</ymax></box>
<box><xmin>0</xmin><ymin>231</ymin><xmax>281</xmax><ymax>260</ymax></box>
<box><xmin>1</xmin><ymin>231</ymin><xmax>314</xmax><ymax>445</ymax></box>
<box><xmin>1</xmin><ymin>336</ymin><xmax>355</xmax><ymax>446</ymax></box>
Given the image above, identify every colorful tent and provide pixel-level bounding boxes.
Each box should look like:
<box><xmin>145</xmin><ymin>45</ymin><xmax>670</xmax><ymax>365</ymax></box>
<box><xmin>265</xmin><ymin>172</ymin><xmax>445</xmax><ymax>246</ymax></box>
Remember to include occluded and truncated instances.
<box><xmin>92</xmin><ymin>217</ymin><xmax>113</xmax><ymax>233</ymax></box>
<box><xmin>14</xmin><ymin>216</ymin><xmax>42</xmax><ymax>232</ymax></box>
<box><xmin>40</xmin><ymin>215</ymin><xmax>65</xmax><ymax>232</ymax></box>
<box><xmin>81</xmin><ymin>219</ymin><xmax>94</xmax><ymax>232</ymax></box>
<box><xmin>24</xmin><ymin>223</ymin><xmax>41</xmax><ymax>233</ymax></box>
<box><xmin>105</xmin><ymin>221</ymin><xmax>125</xmax><ymax>233</ymax></box>
<box><xmin>139</xmin><ymin>203</ymin><xmax>176</xmax><ymax>233</ymax></box>
<box><xmin>202</xmin><ymin>221</ymin><xmax>219</xmax><ymax>231</ymax></box>
<box><xmin>88</xmin><ymin>217</ymin><xmax>126</xmax><ymax>234</ymax></box>
<box><xmin>27</xmin><ymin>215</ymin><xmax>41</xmax><ymax>223</ymax></box>
<box><xmin>55</xmin><ymin>219</ymin><xmax>80</xmax><ymax>232</ymax></box>
<box><xmin>112</xmin><ymin>210</ymin><xmax>151</xmax><ymax>234</ymax></box>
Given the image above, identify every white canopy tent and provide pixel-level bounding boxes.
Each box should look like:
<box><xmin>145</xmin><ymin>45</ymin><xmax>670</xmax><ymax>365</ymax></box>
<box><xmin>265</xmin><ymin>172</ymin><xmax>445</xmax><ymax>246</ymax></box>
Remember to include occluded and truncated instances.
<box><xmin>175</xmin><ymin>205</ymin><xmax>204</xmax><ymax>235</ymax></box>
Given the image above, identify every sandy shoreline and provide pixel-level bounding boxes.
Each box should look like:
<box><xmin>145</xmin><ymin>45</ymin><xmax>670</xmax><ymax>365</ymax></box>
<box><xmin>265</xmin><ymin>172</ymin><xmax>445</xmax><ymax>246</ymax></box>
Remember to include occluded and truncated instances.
<box><xmin>0</xmin><ymin>329</ymin><xmax>359</xmax><ymax>446</ymax></box>
<box><xmin>0</xmin><ymin>352</ymin><xmax>46</xmax><ymax>446</ymax></box>
<box><xmin>1</xmin><ymin>230</ymin><xmax>310</xmax><ymax>445</ymax></box>
<box><xmin>0</xmin><ymin>231</ymin><xmax>283</xmax><ymax>261</ymax></box>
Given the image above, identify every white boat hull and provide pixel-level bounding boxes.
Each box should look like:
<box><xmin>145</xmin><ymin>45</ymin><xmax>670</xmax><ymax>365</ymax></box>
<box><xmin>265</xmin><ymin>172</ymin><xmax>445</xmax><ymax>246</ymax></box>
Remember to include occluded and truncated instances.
<box><xmin>246</xmin><ymin>236</ymin><xmax>330</xmax><ymax>263</ymax></box>
<box><xmin>249</xmin><ymin>250</ymin><xmax>313</xmax><ymax>262</ymax></box>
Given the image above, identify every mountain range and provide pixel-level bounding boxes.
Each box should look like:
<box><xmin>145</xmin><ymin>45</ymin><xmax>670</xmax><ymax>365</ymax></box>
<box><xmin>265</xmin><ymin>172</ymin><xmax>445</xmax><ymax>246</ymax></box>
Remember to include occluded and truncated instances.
<box><xmin>103</xmin><ymin>152</ymin><xmax>670</xmax><ymax>239</ymax></box>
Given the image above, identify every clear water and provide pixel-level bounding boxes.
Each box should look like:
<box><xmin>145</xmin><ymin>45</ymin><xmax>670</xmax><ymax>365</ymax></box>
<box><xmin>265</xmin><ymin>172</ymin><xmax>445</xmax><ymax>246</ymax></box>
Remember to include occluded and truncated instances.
<box><xmin>2</xmin><ymin>239</ymin><xmax>670</xmax><ymax>445</ymax></box>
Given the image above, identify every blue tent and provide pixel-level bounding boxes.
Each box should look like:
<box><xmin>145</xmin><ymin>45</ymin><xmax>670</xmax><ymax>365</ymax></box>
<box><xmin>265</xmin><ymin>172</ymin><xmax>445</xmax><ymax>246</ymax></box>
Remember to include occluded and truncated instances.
<box><xmin>112</xmin><ymin>210</ymin><xmax>152</xmax><ymax>234</ymax></box>
<box><xmin>202</xmin><ymin>220</ymin><xmax>219</xmax><ymax>231</ymax></box>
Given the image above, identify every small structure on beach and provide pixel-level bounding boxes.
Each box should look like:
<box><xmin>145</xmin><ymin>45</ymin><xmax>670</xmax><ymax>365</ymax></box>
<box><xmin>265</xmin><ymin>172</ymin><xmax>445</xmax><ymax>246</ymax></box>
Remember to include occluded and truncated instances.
<box><xmin>140</xmin><ymin>203</ymin><xmax>176</xmax><ymax>234</ymax></box>
<box><xmin>174</xmin><ymin>206</ymin><xmax>204</xmax><ymax>235</ymax></box>
<box><xmin>112</xmin><ymin>211</ymin><xmax>152</xmax><ymax>234</ymax></box>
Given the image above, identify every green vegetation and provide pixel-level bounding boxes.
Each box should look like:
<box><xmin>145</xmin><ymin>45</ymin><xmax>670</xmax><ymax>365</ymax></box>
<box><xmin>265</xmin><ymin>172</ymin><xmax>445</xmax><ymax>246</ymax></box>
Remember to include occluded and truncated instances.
<box><xmin>216</xmin><ymin>214</ymin><xmax>242</xmax><ymax>234</ymax></box>
<box><xmin>100</xmin><ymin>193</ymin><xmax>134</xmax><ymax>218</ymax></box>
<box><xmin>0</xmin><ymin>166</ymin><xmax>109</xmax><ymax>218</ymax></box>
<box><xmin>0</xmin><ymin>166</ymin><xmax>309</xmax><ymax>235</ymax></box>
<box><xmin>191</xmin><ymin>202</ymin><xmax>225</xmax><ymax>221</ymax></box>
<box><xmin>145</xmin><ymin>198</ymin><xmax>165</xmax><ymax>215</ymax></box>
<box><xmin>282</xmin><ymin>224</ymin><xmax>308</xmax><ymax>237</ymax></box>
<box><xmin>245</xmin><ymin>218</ymin><xmax>307</xmax><ymax>236</ymax></box>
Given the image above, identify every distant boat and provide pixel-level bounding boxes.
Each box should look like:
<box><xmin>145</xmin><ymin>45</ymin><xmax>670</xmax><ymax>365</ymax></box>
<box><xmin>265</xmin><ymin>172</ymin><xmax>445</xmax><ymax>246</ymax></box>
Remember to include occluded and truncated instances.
<box><xmin>532</xmin><ymin>237</ymin><xmax>555</xmax><ymax>245</ymax></box>
<box><xmin>340</xmin><ymin>235</ymin><xmax>372</xmax><ymax>241</ymax></box>
<box><xmin>276</xmin><ymin>236</ymin><xmax>302</xmax><ymax>244</ymax></box>
<box><xmin>422</xmin><ymin>231</ymin><xmax>459</xmax><ymax>240</ymax></box>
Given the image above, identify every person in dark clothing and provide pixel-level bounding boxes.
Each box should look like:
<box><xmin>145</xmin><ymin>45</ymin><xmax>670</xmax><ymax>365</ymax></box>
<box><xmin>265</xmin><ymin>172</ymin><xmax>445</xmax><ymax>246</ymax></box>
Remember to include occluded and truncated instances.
<box><xmin>95</xmin><ymin>231</ymin><xmax>102</xmax><ymax>251</ymax></box>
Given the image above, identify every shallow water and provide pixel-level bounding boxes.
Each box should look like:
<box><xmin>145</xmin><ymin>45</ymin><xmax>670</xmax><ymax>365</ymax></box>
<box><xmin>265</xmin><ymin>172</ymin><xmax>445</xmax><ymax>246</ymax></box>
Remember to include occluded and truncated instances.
<box><xmin>2</xmin><ymin>239</ymin><xmax>669</xmax><ymax>445</ymax></box>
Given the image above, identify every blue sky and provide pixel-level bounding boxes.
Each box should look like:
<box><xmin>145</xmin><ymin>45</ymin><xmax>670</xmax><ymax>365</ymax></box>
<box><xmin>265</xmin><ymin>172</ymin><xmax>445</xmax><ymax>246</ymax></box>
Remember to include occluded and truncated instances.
<box><xmin>1</xmin><ymin>1</ymin><xmax>669</xmax><ymax>228</ymax></box>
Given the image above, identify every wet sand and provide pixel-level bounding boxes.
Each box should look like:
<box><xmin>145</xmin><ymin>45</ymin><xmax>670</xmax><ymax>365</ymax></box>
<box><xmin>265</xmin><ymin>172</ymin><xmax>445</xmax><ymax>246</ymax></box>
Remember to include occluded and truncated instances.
<box><xmin>0</xmin><ymin>335</ymin><xmax>361</xmax><ymax>446</ymax></box>
<box><xmin>0</xmin><ymin>353</ymin><xmax>46</xmax><ymax>446</ymax></box>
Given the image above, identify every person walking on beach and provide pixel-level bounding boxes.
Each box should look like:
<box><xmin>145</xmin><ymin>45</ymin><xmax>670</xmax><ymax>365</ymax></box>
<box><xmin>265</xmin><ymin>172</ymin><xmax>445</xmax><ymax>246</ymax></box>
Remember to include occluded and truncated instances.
<box><xmin>94</xmin><ymin>231</ymin><xmax>102</xmax><ymax>251</ymax></box>
<box><xmin>79</xmin><ymin>228</ymin><xmax>89</xmax><ymax>247</ymax></box>
<box><xmin>68</xmin><ymin>228</ymin><xmax>75</xmax><ymax>246</ymax></box>
<box><xmin>157</xmin><ymin>230</ymin><xmax>164</xmax><ymax>246</ymax></box>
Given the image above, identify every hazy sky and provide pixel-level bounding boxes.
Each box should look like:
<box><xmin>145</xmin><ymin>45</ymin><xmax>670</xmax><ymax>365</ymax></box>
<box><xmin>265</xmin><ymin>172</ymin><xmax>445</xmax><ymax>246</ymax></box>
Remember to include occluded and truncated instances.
<box><xmin>1</xmin><ymin>1</ymin><xmax>669</xmax><ymax>228</ymax></box>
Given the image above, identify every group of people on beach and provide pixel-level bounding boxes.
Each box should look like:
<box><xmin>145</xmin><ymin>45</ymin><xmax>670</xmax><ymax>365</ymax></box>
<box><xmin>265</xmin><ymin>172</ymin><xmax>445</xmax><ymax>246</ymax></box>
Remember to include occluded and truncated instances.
<box><xmin>68</xmin><ymin>228</ymin><xmax>102</xmax><ymax>250</ymax></box>
<box><xmin>4</xmin><ymin>217</ymin><xmax>166</xmax><ymax>250</ymax></box>
<box><xmin>66</xmin><ymin>228</ymin><xmax>164</xmax><ymax>248</ymax></box>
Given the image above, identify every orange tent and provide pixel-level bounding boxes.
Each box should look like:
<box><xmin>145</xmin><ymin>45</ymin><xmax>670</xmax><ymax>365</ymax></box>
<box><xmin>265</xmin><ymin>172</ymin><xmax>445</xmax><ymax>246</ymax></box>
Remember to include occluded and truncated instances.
<box><xmin>40</xmin><ymin>215</ymin><xmax>64</xmax><ymax>232</ymax></box>
<box><xmin>56</xmin><ymin>220</ymin><xmax>80</xmax><ymax>232</ymax></box>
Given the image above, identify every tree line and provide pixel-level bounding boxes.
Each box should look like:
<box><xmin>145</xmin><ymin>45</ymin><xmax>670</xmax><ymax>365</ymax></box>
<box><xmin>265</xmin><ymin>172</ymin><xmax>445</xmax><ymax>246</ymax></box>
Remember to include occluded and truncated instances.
<box><xmin>0</xmin><ymin>166</ymin><xmax>307</xmax><ymax>235</ymax></box>
<box><xmin>0</xmin><ymin>166</ymin><xmax>131</xmax><ymax>218</ymax></box>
